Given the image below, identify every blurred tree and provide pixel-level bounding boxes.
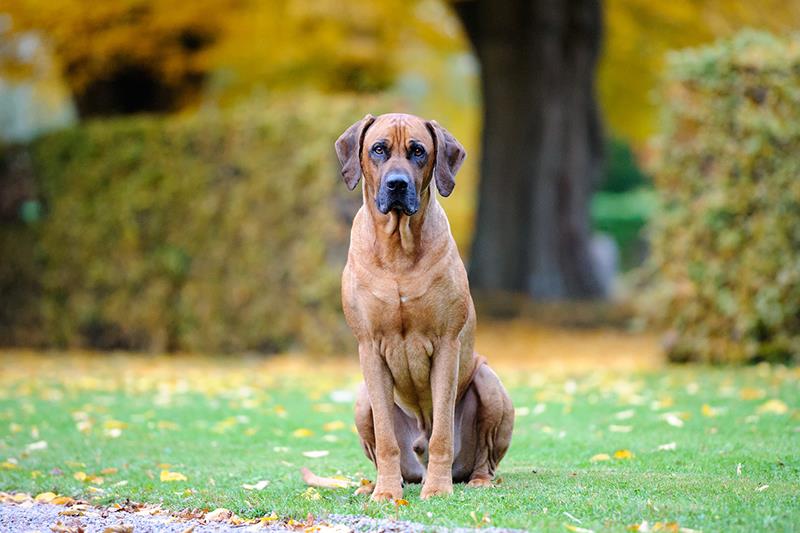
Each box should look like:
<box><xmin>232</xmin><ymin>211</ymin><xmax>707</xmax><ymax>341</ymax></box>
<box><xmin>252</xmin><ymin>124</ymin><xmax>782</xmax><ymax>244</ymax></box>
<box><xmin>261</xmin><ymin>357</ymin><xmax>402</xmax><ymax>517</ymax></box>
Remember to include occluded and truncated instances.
<box><xmin>455</xmin><ymin>0</ymin><xmax>606</xmax><ymax>299</ymax></box>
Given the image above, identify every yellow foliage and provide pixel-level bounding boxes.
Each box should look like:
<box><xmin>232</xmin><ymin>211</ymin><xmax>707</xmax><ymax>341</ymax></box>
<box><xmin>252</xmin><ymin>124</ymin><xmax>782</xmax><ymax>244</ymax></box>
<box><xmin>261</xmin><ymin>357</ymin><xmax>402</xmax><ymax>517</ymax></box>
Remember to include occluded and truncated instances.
<box><xmin>600</xmin><ymin>0</ymin><xmax>800</xmax><ymax>143</ymax></box>
<box><xmin>1</xmin><ymin>0</ymin><xmax>460</xmax><ymax>110</ymax></box>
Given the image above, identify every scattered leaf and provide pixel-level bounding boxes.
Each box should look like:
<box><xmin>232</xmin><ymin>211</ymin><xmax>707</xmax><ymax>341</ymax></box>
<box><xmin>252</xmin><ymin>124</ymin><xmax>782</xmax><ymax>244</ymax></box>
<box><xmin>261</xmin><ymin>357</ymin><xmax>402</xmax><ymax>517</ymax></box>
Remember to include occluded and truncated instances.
<box><xmin>302</xmin><ymin>450</ymin><xmax>329</xmax><ymax>458</ymax></box>
<box><xmin>35</xmin><ymin>492</ymin><xmax>58</xmax><ymax>503</ymax></box>
<box><xmin>757</xmin><ymin>399</ymin><xmax>788</xmax><ymax>415</ymax></box>
<box><xmin>242</xmin><ymin>480</ymin><xmax>270</xmax><ymax>490</ymax></box>
<box><xmin>102</xmin><ymin>526</ymin><xmax>133</xmax><ymax>533</ymax></box>
<box><xmin>205</xmin><ymin>508</ymin><xmax>232</xmax><ymax>521</ymax></box>
<box><xmin>292</xmin><ymin>428</ymin><xmax>314</xmax><ymax>438</ymax></box>
<box><xmin>614</xmin><ymin>449</ymin><xmax>634</xmax><ymax>460</ymax></box>
<box><xmin>322</xmin><ymin>420</ymin><xmax>345</xmax><ymax>431</ymax></box>
<box><xmin>25</xmin><ymin>440</ymin><xmax>48</xmax><ymax>452</ymax></box>
<box><xmin>590</xmin><ymin>453</ymin><xmax>611</xmax><ymax>462</ymax></box>
<box><xmin>302</xmin><ymin>487</ymin><xmax>321</xmax><ymax>500</ymax></box>
<box><xmin>739</xmin><ymin>387</ymin><xmax>765</xmax><ymax>400</ymax></box>
<box><xmin>663</xmin><ymin>413</ymin><xmax>684</xmax><ymax>427</ymax></box>
<box><xmin>159</xmin><ymin>470</ymin><xmax>187</xmax><ymax>482</ymax></box>
<box><xmin>615</xmin><ymin>409</ymin><xmax>635</xmax><ymax>420</ymax></box>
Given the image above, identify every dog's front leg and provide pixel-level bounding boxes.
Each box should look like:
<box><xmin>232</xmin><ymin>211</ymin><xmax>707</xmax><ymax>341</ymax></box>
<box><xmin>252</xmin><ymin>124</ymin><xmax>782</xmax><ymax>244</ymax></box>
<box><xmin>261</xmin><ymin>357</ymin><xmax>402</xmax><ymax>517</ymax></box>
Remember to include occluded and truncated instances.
<box><xmin>359</xmin><ymin>342</ymin><xmax>403</xmax><ymax>501</ymax></box>
<box><xmin>421</xmin><ymin>338</ymin><xmax>459</xmax><ymax>499</ymax></box>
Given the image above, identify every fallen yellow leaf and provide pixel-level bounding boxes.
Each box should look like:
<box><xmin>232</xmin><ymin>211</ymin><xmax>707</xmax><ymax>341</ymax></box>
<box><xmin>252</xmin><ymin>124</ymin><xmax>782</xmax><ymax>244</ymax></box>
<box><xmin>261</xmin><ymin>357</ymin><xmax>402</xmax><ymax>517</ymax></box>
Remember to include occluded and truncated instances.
<box><xmin>100</xmin><ymin>467</ymin><xmax>118</xmax><ymax>475</ymax></box>
<box><xmin>292</xmin><ymin>428</ymin><xmax>314</xmax><ymax>438</ymax></box>
<box><xmin>160</xmin><ymin>470</ymin><xmax>187</xmax><ymax>482</ymax></box>
<box><xmin>757</xmin><ymin>399</ymin><xmax>788</xmax><ymax>415</ymax></box>
<box><xmin>701</xmin><ymin>404</ymin><xmax>719</xmax><ymax>417</ymax></box>
<box><xmin>73</xmin><ymin>471</ymin><xmax>87</xmax><ymax>481</ymax></box>
<box><xmin>323</xmin><ymin>420</ymin><xmax>346</xmax><ymax>432</ymax></box>
<box><xmin>740</xmin><ymin>387</ymin><xmax>765</xmax><ymax>400</ymax></box>
<box><xmin>590</xmin><ymin>453</ymin><xmax>611</xmax><ymax>462</ymax></box>
<box><xmin>34</xmin><ymin>492</ymin><xmax>57</xmax><ymax>503</ymax></box>
<box><xmin>103</xmin><ymin>420</ymin><xmax>128</xmax><ymax>430</ymax></box>
<box><xmin>614</xmin><ymin>449</ymin><xmax>634</xmax><ymax>460</ymax></box>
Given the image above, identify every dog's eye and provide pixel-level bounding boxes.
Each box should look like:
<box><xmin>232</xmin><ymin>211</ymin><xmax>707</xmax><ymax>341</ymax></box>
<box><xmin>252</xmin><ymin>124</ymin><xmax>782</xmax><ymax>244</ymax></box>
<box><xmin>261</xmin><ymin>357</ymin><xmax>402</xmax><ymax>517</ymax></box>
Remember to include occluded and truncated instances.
<box><xmin>372</xmin><ymin>144</ymin><xmax>385</xmax><ymax>156</ymax></box>
<box><xmin>412</xmin><ymin>146</ymin><xmax>425</xmax><ymax>158</ymax></box>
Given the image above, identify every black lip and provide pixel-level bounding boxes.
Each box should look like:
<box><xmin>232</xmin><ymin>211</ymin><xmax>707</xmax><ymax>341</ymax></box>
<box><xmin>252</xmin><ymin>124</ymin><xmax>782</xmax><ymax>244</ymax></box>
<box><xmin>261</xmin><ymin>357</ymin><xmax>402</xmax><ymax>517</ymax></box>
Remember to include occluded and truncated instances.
<box><xmin>376</xmin><ymin>198</ymin><xmax>418</xmax><ymax>216</ymax></box>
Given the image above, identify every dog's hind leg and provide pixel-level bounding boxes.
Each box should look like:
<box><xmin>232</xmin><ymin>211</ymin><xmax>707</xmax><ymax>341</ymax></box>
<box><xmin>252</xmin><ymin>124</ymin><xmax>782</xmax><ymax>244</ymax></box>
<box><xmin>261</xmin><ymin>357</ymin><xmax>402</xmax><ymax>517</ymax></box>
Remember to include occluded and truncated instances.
<box><xmin>461</xmin><ymin>364</ymin><xmax>514</xmax><ymax>487</ymax></box>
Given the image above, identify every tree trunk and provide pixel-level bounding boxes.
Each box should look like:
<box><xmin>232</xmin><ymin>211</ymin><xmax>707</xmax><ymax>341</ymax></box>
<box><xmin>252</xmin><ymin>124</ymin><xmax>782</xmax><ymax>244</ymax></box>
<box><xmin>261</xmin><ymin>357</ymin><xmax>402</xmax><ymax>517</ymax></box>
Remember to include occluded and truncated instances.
<box><xmin>454</xmin><ymin>0</ymin><xmax>606</xmax><ymax>300</ymax></box>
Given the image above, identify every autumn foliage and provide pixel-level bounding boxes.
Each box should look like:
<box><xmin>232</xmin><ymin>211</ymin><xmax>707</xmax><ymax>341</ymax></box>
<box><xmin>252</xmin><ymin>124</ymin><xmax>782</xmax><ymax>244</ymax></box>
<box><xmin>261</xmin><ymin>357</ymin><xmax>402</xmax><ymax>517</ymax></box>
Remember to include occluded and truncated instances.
<box><xmin>643</xmin><ymin>31</ymin><xmax>800</xmax><ymax>364</ymax></box>
<box><xmin>0</xmin><ymin>95</ymin><xmax>383</xmax><ymax>353</ymax></box>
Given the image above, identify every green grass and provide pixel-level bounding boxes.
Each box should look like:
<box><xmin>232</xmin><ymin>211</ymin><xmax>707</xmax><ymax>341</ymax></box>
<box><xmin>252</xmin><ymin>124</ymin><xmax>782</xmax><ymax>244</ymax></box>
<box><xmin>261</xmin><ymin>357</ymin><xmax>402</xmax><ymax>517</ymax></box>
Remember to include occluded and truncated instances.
<box><xmin>0</xmin><ymin>353</ymin><xmax>798</xmax><ymax>532</ymax></box>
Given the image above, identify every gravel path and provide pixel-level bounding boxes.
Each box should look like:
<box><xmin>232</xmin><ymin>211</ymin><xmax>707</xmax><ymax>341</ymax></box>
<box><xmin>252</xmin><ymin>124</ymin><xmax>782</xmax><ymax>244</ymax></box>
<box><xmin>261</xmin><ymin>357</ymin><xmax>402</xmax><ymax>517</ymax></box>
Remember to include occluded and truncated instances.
<box><xmin>0</xmin><ymin>502</ymin><xmax>524</xmax><ymax>533</ymax></box>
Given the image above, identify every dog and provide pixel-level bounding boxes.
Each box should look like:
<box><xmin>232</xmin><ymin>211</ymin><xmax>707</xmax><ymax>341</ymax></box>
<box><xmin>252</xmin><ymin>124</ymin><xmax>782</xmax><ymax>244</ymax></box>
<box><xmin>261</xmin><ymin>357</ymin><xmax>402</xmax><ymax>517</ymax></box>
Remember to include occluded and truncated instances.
<box><xmin>336</xmin><ymin>113</ymin><xmax>514</xmax><ymax>501</ymax></box>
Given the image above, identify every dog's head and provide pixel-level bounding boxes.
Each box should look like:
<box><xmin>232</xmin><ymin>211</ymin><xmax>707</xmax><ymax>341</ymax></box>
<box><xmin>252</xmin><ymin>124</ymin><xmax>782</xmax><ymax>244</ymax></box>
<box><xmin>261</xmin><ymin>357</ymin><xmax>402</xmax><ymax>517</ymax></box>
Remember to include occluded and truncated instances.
<box><xmin>335</xmin><ymin>113</ymin><xmax>465</xmax><ymax>216</ymax></box>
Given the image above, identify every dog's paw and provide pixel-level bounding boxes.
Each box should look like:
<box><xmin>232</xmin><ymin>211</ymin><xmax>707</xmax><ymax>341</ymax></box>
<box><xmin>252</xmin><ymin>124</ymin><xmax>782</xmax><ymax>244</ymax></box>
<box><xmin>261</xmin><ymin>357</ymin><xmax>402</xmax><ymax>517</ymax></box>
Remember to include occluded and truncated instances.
<box><xmin>467</xmin><ymin>477</ymin><xmax>493</xmax><ymax>488</ymax></box>
<box><xmin>420</xmin><ymin>478</ymin><xmax>453</xmax><ymax>499</ymax></box>
<box><xmin>370</xmin><ymin>485</ymin><xmax>402</xmax><ymax>502</ymax></box>
<box><xmin>354</xmin><ymin>481</ymin><xmax>375</xmax><ymax>496</ymax></box>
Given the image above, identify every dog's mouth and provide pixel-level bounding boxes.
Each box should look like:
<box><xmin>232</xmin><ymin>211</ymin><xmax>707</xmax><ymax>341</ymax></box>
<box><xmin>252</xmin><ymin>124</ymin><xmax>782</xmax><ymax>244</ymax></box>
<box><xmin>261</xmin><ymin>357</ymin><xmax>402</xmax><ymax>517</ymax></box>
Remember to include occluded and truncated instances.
<box><xmin>376</xmin><ymin>196</ymin><xmax>418</xmax><ymax>217</ymax></box>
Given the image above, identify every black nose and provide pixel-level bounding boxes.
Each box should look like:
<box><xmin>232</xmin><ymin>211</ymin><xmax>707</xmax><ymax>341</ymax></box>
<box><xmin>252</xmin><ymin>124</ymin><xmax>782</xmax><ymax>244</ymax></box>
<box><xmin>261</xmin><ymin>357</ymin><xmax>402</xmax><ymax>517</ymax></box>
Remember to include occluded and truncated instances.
<box><xmin>385</xmin><ymin>174</ymin><xmax>410</xmax><ymax>192</ymax></box>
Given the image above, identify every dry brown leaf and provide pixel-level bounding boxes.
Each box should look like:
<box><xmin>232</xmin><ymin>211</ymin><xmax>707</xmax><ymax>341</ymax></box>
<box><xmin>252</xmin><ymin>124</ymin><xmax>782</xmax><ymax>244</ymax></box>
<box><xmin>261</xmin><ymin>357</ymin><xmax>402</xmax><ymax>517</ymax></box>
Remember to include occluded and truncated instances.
<box><xmin>205</xmin><ymin>508</ymin><xmax>232</xmax><ymax>521</ymax></box>
<box><xmin>50</xmin><ymin>521</ymin><xmax>85</xmax><ymax>533</ymax></box>
<box><xmin>102</xmin><ymin>526</ymin><xmax>134</xmax><ymax>533</ymax></box>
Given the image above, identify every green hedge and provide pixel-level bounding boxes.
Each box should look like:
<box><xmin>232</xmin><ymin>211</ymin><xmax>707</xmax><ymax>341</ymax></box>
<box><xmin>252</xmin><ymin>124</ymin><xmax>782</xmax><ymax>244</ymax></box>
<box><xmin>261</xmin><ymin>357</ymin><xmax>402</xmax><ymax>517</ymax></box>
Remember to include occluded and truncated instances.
<box><xmin>0</xmin><ymin>96</ymin><xmax>372</xmax><ymax>353</ymax></box>
<box><xmin>643</xmin><ymin>31</ymin><xmax>800</xmax><ymax>364</ymax></box>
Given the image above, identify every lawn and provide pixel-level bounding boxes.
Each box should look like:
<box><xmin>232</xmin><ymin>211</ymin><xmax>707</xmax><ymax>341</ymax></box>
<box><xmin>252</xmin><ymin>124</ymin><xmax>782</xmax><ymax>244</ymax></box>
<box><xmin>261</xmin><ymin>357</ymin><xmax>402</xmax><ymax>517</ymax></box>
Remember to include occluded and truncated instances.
<box><xmin>0</xmin><ymin>325</ymin><xmax>798</xmax><ymax>532</ymax></box>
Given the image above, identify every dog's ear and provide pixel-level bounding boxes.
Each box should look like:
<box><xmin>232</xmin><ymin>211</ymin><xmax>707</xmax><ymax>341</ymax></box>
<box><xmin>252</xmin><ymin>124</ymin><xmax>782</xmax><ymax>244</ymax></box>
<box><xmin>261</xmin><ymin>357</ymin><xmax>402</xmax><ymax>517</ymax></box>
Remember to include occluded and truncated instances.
<box><xmin>425</xmin><ymin>120</ymin><xmax>466</xmax><ymax>197</ymax></box>
<box><xmin>335</xmin><ymin>114</ymin><xmax>375</xmax><ymax>190</ymax></box>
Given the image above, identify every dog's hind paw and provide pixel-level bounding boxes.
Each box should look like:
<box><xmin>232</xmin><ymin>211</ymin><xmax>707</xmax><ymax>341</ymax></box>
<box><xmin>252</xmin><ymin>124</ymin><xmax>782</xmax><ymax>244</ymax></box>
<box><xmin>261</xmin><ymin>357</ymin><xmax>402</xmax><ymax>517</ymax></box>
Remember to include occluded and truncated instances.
<box><xmin>467</xmin><ymin>477</ymin><xmax>493</xmax><ymax>488</ymax></box>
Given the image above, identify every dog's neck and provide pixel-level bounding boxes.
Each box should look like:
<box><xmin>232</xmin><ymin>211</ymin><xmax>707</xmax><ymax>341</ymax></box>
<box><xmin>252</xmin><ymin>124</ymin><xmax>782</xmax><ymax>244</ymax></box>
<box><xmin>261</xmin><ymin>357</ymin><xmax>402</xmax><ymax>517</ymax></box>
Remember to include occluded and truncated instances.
<box><xmin>364</xmin><ymin>184</ymin><xmax>441</xmax><ymax>269</ymax></box>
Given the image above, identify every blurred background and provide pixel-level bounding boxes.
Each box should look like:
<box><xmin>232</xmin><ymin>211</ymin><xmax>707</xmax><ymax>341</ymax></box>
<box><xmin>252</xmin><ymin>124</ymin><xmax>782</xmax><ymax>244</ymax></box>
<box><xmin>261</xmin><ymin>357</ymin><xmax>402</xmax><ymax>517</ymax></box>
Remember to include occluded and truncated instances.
<box><xmin>1</xmin><ymin>0</ymin><xmax>798</xmax><ymax>364</ymax></box>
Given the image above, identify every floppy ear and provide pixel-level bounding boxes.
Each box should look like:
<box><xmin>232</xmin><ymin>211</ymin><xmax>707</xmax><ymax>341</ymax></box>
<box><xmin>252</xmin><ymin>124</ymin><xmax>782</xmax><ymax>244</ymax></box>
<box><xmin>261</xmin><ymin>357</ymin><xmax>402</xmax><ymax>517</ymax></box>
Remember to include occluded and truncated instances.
<box><xmin>335</xmin><ymin>114</ymin><xmax>375</xmax><ymax>190</ymax></box>
<box><xmin>425</xmin><ymin>120</ymin><xmax>466</xmax><ymax>197</ymax></box>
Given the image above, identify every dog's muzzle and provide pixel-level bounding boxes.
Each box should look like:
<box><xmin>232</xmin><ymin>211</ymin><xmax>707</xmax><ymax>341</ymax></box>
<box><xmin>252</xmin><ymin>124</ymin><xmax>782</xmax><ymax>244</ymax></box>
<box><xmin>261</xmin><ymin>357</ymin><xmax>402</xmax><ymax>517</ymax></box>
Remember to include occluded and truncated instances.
<box><xmin>376</xmin><ymin>173</ymin><xmax>418</xmax><ymax>216</ymax></box>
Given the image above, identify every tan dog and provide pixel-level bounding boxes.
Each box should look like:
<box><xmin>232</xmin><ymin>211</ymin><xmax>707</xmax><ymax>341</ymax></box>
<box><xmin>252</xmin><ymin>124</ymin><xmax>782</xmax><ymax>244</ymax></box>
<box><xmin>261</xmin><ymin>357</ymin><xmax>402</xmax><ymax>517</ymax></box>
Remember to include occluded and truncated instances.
<box><xmin>336</xmin><ymin>113</ymin><xmax>514</xmax><ymax>500</ymax></box>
